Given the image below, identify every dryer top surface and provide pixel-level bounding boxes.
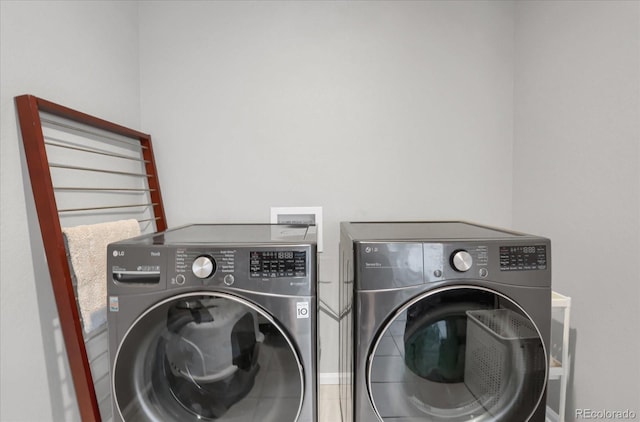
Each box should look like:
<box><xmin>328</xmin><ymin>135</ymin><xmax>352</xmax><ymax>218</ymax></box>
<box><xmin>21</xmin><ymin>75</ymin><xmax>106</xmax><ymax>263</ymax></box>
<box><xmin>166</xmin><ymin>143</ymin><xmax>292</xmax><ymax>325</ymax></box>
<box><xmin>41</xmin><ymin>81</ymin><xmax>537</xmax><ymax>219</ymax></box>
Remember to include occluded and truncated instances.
<box><xmin>342</xmin><ymin>221</ymin><xmax>545</xmax><ymax>242</ymax></box>
<box><xmin>113</xmin><ymin>224</ymin><xmax>317</xmax><ymax>246</ymax></box>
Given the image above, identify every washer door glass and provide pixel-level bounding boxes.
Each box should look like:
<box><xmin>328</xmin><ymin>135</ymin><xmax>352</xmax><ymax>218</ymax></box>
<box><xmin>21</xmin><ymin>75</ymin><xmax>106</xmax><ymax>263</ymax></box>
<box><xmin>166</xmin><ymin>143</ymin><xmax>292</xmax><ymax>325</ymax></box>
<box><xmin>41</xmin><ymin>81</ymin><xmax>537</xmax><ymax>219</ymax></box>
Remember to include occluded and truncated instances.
<box><xmin>113</xmin><ymin>292</ymin><xmax>303</xmax><ymax>422</ymax></box>
<box><xmin>368</xmin><ymin>287</ymin><xmax>547</xmax><ymax>422</ymax></box>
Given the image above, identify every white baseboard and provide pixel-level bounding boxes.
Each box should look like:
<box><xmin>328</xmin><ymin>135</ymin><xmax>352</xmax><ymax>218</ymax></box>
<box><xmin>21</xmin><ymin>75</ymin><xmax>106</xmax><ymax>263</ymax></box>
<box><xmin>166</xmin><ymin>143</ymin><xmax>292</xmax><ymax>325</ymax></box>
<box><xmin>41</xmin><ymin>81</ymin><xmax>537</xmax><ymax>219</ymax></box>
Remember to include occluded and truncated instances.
<box><xmin>319</xmin><ymin>372</ymin><xmax>343</xmax><ymax>384</ymax></box>
<box><xmin>546</xmin><ymin>406</ymin><xmax>560</xmax><ymax>422</ymax></box>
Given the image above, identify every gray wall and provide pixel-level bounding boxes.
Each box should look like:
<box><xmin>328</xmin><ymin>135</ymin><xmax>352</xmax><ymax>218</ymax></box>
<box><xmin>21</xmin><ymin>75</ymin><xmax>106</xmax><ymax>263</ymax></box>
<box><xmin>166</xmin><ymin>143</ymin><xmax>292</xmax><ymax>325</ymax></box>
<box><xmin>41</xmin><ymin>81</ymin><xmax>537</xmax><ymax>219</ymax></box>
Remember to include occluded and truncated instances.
<box><xmin>138</xmin><ymin>0</ymin><xmax>516</xmax><ymax>377</ymax></box>
<box><xmin>513</xmin><ymin>1</ymin><xmax>640</xmax><ymax>417</ymax></box>
<box><xmin>0</xmin><ymin>2</ymin><xmax>140</xmax><ymax>421</ymax></box>
<box><xmin>0</xmin><ymin>1</ymin><xmax>638</xmax><ymax>420</ymax></box>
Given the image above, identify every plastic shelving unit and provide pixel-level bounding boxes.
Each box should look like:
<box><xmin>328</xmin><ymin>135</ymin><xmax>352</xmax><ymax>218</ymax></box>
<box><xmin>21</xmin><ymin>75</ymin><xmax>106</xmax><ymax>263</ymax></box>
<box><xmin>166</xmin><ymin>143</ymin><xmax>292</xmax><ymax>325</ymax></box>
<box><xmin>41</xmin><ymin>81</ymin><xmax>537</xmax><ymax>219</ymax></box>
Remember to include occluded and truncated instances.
<box><xmin>546</xmin><ymin>291</ymin><xmax>571</xmax><ymax>422</ymax></box>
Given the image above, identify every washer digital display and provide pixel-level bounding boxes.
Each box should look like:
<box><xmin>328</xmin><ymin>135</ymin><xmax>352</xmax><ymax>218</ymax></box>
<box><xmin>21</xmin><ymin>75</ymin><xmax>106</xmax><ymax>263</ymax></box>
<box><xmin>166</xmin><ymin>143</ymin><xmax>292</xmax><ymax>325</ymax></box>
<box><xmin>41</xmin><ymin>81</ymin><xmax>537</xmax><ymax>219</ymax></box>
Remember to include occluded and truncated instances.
<box><xmin>250</xmin><ymin>251</ymin><xmax>307</xmax><ymax>278</ymax></box>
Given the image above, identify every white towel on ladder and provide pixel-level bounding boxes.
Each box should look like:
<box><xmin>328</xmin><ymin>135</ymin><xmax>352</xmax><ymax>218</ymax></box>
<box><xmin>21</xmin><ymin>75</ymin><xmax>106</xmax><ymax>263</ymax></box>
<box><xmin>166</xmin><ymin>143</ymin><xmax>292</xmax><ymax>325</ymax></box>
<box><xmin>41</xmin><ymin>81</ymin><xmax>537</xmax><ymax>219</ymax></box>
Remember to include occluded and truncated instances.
<box><xmin>62</xmin><ymin>219</ymin><xmax>141</xmax><ymax>334</ymax></box>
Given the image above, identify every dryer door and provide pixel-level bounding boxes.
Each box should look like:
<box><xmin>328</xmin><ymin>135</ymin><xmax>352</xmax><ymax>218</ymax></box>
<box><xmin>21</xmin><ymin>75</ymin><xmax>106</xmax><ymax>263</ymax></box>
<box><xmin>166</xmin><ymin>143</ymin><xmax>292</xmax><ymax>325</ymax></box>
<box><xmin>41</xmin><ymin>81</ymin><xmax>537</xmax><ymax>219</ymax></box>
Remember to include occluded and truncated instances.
<box><xmin>112</xmin><ymin>292</ymin><xmax>304</xmax><ymax>422</ymax></box>
<box><xmin>367</xmin><ymin>287</ymin><xmax>547</xmax><ymax>422</ymax></box>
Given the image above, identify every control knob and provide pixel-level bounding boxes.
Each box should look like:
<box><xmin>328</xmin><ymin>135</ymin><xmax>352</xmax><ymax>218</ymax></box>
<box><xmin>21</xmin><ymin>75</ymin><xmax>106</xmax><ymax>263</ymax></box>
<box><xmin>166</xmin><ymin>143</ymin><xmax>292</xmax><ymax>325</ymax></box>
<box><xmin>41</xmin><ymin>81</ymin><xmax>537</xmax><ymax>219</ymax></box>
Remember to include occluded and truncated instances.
<box><xmin>192</xmin><ymin>255</ymin><xmax>216</xmax><ymax>279</ymax></box>
<box><xmin>451</xmin><ymin>250</ymin><xmax>473</xmax><ymax>272</ymax></box>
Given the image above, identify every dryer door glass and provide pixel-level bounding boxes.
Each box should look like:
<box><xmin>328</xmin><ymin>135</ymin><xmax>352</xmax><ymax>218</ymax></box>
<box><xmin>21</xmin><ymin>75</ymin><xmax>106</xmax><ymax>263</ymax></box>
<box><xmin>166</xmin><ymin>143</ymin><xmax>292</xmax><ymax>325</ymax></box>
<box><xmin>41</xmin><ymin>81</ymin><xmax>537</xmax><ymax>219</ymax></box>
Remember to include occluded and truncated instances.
<box><xmin>112</xmin><ymin>293</ymin><xmax>303</xmax><ymax>422</ymax></box>
<box><xmin>367</xmin><ymin>287</ymin><xmax>547</xmax><ymax>422</ymax></box>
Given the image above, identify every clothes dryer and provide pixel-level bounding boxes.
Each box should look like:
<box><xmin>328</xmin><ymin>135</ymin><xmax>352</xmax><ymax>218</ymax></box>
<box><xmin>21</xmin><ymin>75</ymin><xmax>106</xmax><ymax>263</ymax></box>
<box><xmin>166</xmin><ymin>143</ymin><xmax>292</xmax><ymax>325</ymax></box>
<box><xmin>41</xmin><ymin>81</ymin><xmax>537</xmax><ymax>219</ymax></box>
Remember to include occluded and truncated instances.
<box><xmin>107</xmin><ymin>224</ymin><xmax>317</xmax><ymax>422</ymax></box>
<box><xmin>339</xmin><ymin>221</ymin><xmax>551</xmax><ymax>422</ymax></box>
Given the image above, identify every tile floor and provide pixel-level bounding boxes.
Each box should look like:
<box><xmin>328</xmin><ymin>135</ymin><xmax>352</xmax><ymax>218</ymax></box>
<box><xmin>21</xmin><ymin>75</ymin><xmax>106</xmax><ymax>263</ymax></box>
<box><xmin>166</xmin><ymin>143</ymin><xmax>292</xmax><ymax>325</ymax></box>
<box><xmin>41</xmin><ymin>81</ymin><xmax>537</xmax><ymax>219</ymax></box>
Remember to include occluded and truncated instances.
<box><xmin>318</xmin><ymin>384</ymin><xmax>341</xmax><ymax>422</ymax></box>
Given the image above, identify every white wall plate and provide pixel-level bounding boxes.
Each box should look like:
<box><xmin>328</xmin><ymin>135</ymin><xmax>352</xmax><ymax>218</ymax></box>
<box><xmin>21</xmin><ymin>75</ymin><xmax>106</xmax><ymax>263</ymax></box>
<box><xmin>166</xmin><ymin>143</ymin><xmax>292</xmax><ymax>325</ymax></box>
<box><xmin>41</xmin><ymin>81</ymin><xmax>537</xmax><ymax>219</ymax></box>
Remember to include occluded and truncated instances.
<box><xmin>270</xmin><ymin>206</ymin><xmax>323</xmax><ymax>252</ymax></box>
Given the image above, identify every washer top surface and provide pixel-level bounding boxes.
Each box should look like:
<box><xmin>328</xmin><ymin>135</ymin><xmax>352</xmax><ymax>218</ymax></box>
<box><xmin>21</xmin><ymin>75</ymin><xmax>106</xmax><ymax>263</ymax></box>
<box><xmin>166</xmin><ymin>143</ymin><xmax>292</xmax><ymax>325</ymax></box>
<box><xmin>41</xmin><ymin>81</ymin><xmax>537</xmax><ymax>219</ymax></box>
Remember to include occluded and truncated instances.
<box><xmin>343</xmin><ymin>221</ymin><xmax>542</xmax><ymax>241</ymax></box>
<box><xmin>115</xmin><ymin>224</ymin><xmax>317</xmax><ymax>246</ymax></box>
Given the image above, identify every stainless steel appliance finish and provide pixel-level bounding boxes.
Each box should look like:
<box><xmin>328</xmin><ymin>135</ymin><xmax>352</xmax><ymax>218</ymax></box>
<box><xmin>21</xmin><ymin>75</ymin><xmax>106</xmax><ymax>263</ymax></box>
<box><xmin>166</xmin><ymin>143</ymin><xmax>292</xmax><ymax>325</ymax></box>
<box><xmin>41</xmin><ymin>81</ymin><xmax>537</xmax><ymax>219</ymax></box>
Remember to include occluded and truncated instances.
<box><xmin>339</xmin><ymin>221</ymin><xmax>551</xmax><ymax>422</ymax></box>
<box><xmin>107</xmin><ymin>224</ymin><xmax>317</xmax><ymax>422</ymax></box>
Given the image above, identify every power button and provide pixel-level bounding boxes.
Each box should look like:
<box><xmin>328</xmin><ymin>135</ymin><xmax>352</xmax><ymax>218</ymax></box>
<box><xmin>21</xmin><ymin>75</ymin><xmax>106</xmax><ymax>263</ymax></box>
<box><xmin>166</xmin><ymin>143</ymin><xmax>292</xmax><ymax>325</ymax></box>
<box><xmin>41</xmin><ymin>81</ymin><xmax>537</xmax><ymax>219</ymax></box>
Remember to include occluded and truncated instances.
<box><xmin>176</xmin><ymin>274</ymin><xmax>186</xmax><ymax>285</ymax></box>
<box><xmin>224</xmin><ymin>274</ymin><xmax>235</xmax><ymax>286</ymax></box>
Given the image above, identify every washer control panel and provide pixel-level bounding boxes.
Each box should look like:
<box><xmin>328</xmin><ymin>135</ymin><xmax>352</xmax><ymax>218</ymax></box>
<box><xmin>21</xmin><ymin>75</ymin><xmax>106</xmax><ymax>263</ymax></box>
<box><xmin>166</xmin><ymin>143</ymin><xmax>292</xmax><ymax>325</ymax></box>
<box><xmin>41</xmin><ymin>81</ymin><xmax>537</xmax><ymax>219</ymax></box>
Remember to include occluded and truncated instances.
<box><xmin>167</xmin><ymin>246</ymin><xmax>313</xmax><ymax>296</ymax></box>
<box><xmin>107</xmin><ymin>224</ymin><xmax>317</xmax><ymax>297</ymax></box>
<box><xmin>175</xmin><ymin>248</ymin><xmax>232</xmax><ymax>279</ymax></box>
<box><xmin>249</xmin><ymin>251</ymin><xmax>307</xmax><ymax>278</ymax></box>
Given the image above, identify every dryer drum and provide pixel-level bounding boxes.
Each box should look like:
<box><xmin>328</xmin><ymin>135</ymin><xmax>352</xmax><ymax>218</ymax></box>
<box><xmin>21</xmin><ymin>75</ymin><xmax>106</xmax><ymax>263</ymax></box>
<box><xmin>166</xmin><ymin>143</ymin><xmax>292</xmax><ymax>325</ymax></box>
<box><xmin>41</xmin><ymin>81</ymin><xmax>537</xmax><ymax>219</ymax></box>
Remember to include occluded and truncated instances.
<box><xmin>159</xmin><ymin>298</ymin><xmax>262</xmax><ymax>419</ymax></box>
<box><xmin>367</xmin><ymin>287</ymin><xmax>548</xmax><ymax>421</ymax></box>
<box><xmin>463</xmin><ymin>308</ymin><xmax>547</xmax><ymax>418</ymax></box>
<box><xmin>403</xmin><ymin>291</ymin><xmax>494</xmax><ymax>383</ymax></box>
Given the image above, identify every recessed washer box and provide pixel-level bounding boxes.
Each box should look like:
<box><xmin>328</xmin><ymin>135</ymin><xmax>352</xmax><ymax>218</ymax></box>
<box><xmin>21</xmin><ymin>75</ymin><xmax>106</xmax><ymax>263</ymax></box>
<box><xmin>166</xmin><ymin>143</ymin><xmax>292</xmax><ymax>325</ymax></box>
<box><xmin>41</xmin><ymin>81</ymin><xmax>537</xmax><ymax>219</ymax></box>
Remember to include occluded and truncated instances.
<box><xmin>271</xmin><ymin>206</ymin><xmax>323</xmax><ymax>252</ymax></box>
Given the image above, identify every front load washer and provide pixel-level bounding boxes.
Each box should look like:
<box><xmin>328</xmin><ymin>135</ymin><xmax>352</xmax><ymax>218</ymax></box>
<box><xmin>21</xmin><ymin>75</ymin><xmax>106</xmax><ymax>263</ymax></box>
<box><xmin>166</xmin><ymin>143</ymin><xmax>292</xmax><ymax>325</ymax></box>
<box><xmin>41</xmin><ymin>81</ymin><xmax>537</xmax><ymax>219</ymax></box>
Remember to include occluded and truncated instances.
<box><xmin>339</xmin><ymin>221</ymin><xmax>551</xmax><ymax>422</ymax></box>
<box><xmin>107</xmin><ymin>224</ymin><xmax>317</xmax><ymax>422</ymax></box>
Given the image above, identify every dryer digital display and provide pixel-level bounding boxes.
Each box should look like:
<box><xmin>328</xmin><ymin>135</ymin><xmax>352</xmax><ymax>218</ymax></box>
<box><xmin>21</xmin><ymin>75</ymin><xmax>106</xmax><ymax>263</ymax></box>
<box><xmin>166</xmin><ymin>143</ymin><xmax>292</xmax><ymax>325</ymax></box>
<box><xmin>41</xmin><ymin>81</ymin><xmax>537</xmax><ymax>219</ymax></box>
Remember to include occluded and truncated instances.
<box><xmin>250</xmin><ymin>251</ymin><xmax>307</xmax><ymax>278</ymax></box>
<box><xmin>499</xmin><ymin>245</ymin><xmax>547</xmax><ymax>271</ymax></box>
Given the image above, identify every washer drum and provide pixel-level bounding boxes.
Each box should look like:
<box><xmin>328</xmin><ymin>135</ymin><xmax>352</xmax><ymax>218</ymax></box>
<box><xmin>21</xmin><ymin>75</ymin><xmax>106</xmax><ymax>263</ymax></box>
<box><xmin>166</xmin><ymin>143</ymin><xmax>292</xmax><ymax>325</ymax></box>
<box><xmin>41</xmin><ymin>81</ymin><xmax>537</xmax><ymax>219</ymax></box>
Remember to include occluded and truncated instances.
<box><xmin>162</xmin><ymin>298</ymin><xmax>264</xmax><ymax>418</ymax></box>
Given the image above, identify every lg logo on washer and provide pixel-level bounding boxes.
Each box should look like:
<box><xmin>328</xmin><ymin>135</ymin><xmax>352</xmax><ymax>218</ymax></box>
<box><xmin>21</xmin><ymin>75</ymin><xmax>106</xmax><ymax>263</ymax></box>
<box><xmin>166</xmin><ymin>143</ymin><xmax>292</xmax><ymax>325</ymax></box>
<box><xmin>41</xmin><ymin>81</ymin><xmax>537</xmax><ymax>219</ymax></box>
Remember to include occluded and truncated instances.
<box><xmin>112</xmin><ymin>250</ymin><xmax>160</xmax><ymax>257</ymax></box>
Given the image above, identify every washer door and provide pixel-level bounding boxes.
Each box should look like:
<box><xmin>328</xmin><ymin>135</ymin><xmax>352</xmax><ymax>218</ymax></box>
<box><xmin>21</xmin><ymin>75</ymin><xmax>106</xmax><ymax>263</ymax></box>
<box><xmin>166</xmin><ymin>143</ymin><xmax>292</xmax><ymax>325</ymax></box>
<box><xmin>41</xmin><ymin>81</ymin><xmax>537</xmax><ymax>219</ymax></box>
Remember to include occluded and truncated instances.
<box><xmin>368</xmin><ymin>287</ymin><xmax>547</xmax><ymax>422</ymax></box>
<box><xmin>113</xmin><ymin>292</ymin><xmax>303</xmax><ymax>422</ymax></box>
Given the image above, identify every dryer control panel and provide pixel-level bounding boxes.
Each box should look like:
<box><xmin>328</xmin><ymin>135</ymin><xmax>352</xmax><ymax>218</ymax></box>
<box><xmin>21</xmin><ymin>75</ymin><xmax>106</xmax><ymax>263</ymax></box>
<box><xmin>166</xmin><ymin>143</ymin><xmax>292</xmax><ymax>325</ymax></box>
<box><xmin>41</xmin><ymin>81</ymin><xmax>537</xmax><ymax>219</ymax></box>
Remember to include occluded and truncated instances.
<box><xmin>355</xmin><ymin>240</ymin><xmax>550</xmax><ymax>290</ymax></box>
<box><xmin>499</xmin><ymin>245</ymin><xmax>547</xmax><ymax>271</ymax></box>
